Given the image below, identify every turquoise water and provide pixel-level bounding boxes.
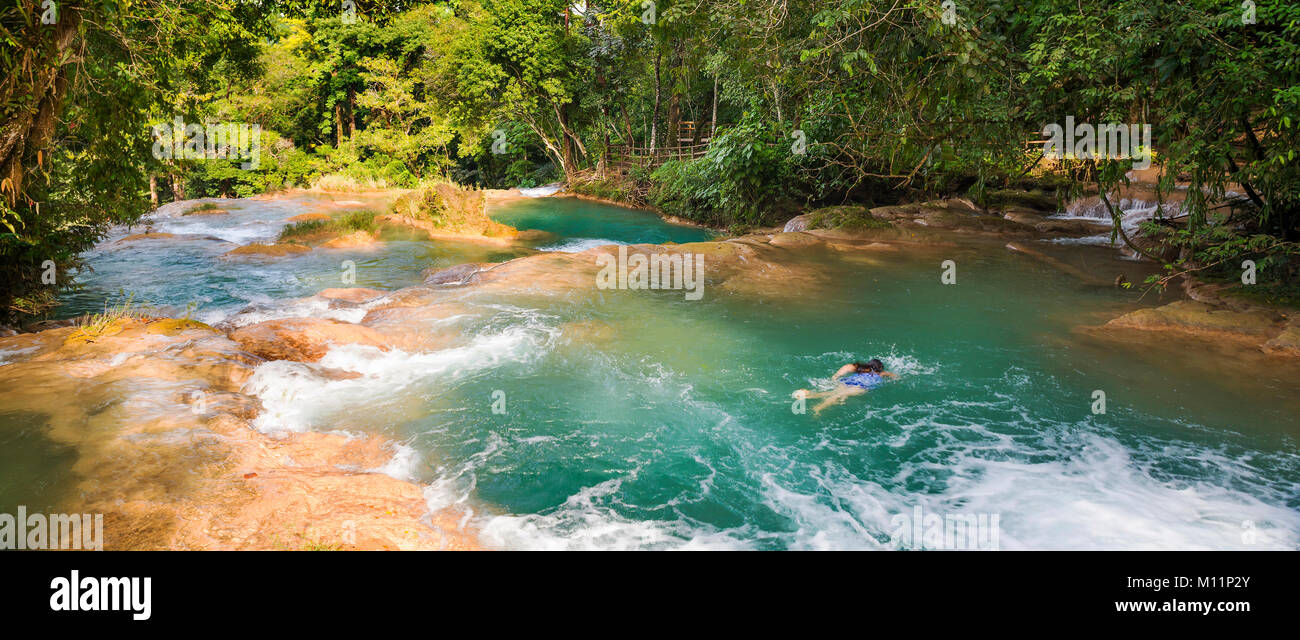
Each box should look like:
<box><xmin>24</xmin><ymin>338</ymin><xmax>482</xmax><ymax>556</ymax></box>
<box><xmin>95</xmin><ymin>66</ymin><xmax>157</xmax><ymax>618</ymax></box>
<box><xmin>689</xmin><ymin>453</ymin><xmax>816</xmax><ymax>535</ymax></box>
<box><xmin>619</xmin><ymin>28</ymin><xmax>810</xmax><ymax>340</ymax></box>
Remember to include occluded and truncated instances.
<box><xmin>55</xmin><ymin>195</ymin><xmax>533</xmax><ymax>322</ymax></box>
<box><xmin>377</xmin><ymin>251</ymin><xmax>1300</xmax><ymax>549</ymax></box>
<box><xmin>19</xmin><ymin>195</ymin><xmax>1300</xmax><ymax>549</ymax></box>
<box><xmin>492</xmin><ymin>196</ymin><xmax>715</xmax><ymax>251</ymax></box>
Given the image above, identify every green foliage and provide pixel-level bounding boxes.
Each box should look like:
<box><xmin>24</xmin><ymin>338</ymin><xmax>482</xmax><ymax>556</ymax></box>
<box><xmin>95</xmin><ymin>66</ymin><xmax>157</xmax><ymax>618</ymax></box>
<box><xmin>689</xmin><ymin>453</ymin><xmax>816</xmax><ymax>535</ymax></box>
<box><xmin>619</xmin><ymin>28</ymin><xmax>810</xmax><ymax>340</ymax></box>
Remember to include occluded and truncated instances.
<box><xmin>571</xmin><ymin>176</ymin><xmax>639</xmax><ymax>205</ymax></box>
<box><xmin>277</xmin><ymin>209</ymin><xmax>377</xmax><ymax>241</ymax></box>
<box><xmin>388</xmin><ymin>182</ymin><xmax>511</xmax><ymax>236</ymax></box>
<box><xmin>648</xmin><ymin>123</ymin><xmax>807</xmax><ymax>226</ymax></box>
<box><xmin>0</xmin><ymin>1</ymin><xmax>276</xmax><ymax>322</ymax></box>
<box><xmin>6</xmin><ymin>0</ymin><xmax>1300</xmax><ymax>318</ymax></box>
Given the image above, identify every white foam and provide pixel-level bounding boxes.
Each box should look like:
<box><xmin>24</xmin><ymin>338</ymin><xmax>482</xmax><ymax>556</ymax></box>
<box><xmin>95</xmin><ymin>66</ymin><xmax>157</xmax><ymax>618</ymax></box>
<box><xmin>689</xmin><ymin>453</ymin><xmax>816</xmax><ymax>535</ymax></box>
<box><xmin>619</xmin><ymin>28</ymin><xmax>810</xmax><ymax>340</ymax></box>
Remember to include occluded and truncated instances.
<box><xmin>155</xmin><ymin>221</ymin><xmax>271</xmax><ymax>245</ymax></box>
<box><xmin>518</xmin><ymin>184</ymin><xmax>564</xmax><ymax>198</ymax></box>
<box><xmin>753</xmin><ymin>410</ymin><xmax>1300</xmax><ymax>551</ymax></box>
<box><xmin>538</xmin><ymin>238</ymin><xmax>627</xmax><ymax>253</ymax></box>
<box><xmin>216</xmin><ymin>296</ymin><xmax>373</xmax><ymax>327</ymax></box>
<box><xmin>244</xmin><ymin>316</ymin><xmax>559</xmax><ymax>433</ymax></box>
<box><xmin>368</xmin><ymin>442</ymin><xmax>423</xmax><ymax>482</ymax></box>
<box><xmin>477</xmin><ymin>474</ymin><xmax>754</xmax><ymax>550</ymax></box>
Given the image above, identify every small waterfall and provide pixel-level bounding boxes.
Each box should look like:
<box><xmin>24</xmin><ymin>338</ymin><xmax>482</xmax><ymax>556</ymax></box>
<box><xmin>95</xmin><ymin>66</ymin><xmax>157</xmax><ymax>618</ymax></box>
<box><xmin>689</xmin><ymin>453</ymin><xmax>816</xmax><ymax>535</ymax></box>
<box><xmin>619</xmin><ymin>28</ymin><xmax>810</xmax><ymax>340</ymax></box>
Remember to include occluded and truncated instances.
<box><xmin>1045</xmin><ymin>193</ymin><xmax>1187</xmax><ymax>256</ymax></box>
<box><xmin>519</xmin><ymin>183</ymin><xmax>564</xmax><ymax>198</ymax></box>
<box><xmin>1051</xmin><ymin>196</ymin><xmax>1184</xmax><ymax>229</ymax></box>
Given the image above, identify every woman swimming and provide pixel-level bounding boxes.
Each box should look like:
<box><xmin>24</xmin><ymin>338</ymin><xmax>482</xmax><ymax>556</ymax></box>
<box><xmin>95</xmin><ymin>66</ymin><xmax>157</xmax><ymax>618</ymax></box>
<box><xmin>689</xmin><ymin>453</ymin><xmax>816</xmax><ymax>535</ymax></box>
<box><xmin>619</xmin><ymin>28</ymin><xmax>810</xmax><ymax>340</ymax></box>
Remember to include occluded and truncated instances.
<box><xmin>794</xmin><ymin>359</ymin><xmax>897</xmax><ymax>415</ymax></box>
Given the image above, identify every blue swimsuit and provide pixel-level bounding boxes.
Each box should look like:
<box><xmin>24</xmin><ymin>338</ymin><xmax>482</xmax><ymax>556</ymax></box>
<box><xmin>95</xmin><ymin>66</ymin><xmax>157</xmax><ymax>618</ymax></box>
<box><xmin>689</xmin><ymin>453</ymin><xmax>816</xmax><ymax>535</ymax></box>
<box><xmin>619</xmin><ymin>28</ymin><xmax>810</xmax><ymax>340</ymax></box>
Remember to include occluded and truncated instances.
<box><xmin>840</xmin><ymin>372</ymin><xmax>885</xmax><ymax>389</ymax></box>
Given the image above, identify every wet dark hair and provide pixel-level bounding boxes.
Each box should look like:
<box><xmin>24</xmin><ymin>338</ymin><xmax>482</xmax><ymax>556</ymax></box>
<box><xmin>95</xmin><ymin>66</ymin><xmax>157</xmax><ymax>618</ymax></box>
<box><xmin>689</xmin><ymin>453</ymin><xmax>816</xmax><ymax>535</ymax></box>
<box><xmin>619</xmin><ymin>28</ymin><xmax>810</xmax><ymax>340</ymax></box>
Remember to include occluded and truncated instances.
<box><xmin>853</xmin><ymin>359</ymin><xmax>885</xmax><ymax>373</ymax></box>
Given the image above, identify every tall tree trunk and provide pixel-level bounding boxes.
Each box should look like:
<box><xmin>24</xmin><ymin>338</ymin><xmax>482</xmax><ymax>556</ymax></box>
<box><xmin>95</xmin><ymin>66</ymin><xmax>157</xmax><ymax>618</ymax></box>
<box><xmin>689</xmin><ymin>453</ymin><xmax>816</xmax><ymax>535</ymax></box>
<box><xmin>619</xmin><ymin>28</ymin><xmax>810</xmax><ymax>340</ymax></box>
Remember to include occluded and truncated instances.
<box><xmin>649</xmin><ymin>51</ymin><xmax>662</xmax><ymax>155</ymax></box>
<box><xmin>0</xmin><ymin>7</ymin><xmax>81</xmax><ymax>208</ymax></box>
<box><xmin>171</xmin><ymin>174</ymin><xmax>186</xmax><ymax>201</ymax></box>
<box><xmin>347</xmin><ymin>85</ymin><xmax>357</xmax><ymax>138</ymax></box>
<box><xmin>621</xmin><ymin>103</ymin><xmax>634</xmax><ymax>146</ymax></box>
<box><xmin>665</xmin><ymin>45</ymin><xmax>682</xmax><ymax>156</ymax></box>
<box><xmin>335</xmin><ymin>102</ymin><xmax>345</xmax><ymax>146</ymax></box>
<box><xmin>560</xmin><ymin>108</ymin><xmax>575</xmax><ymax>176</ymax></box>
<box><xmin>710</xmin><ymin>75</ymin><xmax>718</xmax><ymax>140</ymax></box>
<box><xmin>599</xmin><ymin>106</ymin><xmax>610</xmax><ymax>177</ymax></box>
<box><xmin>149</xmin><ymin>175</ymin><xmax>159</xmax><ymax>207</ymax></box>
<box><xmin>772</xmin><ymin>78</ymin><xmax>782</xmax><ymax>124</ymax></box>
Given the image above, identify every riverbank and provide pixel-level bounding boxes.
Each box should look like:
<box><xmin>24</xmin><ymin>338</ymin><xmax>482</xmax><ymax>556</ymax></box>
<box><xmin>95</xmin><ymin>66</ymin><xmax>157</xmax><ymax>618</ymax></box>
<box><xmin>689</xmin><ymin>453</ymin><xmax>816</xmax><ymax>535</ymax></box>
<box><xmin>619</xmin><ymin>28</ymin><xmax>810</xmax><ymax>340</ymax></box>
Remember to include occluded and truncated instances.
<box><xmin>0</xmin><ymin>316</ymin><xmax>478</xmax><ymax>550</ymax></box>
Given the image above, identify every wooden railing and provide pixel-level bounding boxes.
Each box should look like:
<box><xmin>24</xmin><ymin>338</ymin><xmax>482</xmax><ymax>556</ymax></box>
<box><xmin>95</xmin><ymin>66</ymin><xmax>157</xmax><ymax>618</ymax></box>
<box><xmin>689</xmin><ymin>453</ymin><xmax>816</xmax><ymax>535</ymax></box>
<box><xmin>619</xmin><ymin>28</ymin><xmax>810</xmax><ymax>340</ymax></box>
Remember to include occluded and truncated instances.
<box><xmin>607</xmin><ymin>142</ymin><xmax>712</xmax><ymax>169</ymax></box>
<box><xmin>605</xmin><ymin>120</ymin><xmax>717</xmax><ymax>170</ymax></box>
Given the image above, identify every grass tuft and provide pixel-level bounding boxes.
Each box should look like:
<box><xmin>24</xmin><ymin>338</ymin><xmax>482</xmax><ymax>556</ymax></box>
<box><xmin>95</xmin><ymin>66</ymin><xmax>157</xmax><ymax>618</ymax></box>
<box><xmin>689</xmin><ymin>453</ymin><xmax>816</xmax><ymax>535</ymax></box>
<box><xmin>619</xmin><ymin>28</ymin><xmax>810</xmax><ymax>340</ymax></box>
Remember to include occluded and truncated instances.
<box><xmin>278</xmin><ymin>210</ymin><xmax>377</xmax><ymax>241</ymax></box>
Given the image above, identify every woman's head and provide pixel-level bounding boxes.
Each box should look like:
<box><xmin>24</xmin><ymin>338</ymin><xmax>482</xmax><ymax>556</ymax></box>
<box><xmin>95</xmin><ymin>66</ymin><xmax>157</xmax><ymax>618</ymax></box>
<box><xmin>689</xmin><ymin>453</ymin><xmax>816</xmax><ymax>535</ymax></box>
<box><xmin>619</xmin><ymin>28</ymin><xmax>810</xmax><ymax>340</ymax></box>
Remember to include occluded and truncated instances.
<box><xmin>853</xmin><ymin>359</ymin><xmax>885</xmax><ymax>373</ymax></box>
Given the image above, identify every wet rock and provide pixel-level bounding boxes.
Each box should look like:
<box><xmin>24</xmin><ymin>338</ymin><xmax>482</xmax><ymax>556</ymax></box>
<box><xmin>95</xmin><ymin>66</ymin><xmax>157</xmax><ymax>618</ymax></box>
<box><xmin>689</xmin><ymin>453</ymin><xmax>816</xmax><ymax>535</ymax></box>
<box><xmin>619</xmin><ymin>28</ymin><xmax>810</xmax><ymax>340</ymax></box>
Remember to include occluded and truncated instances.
<box><xmin>827</xmin><ymin>241</ymin><xmax>898</xmax><ymax>252</ymax></box>
<box><xmin>984</xmin><ymin>188</ymin><xmax>1059</xmax><ymax>212</ymax></box>
<box><xmin>287</xmin><ymin>212</ymin><xmax>331</xmax><ymax>223</ymax></box>
<box><xmin>916</xmin><ymin>204</ymin><xmax>1036</xmax><ymax>235</ymax></box>
<box><xmin>869</xmin><ymin>203</ymin><xmax>923</xmax><ymax>220</ymax></box>
<box><xmin>320</xmin><ymin>230</ymin><xmax>379</xmax><ymax>249</ymax></box>
<box><xmin>119</xmin><ymin>232</ymin><xmax>177</xmax><ymax>242</ymax></box>
<box><xmin>423</xmin><ymin>262</ymin><xmax>485</xmax><ymax>286</ymax></box>
<box><xmin>768</xmin><ymin>231</ymin><xmax>824</xmax><ymax>247</ymax></box>
<box><xmin>317</xmin><ymin>287</ymin><xmax>387</xmax><ymax>304</ymax></box>
<box><xmin>1105</xmin><ymin>300</ymin><xmax>1281</xmax><ymax>338</ymax></box>
<box><xmin>1001</xmin><ymin>210</ymin><xmax>1044</xmax><ymax>226</ymax></box>
<box><xmin>224</xmin><ymin>243</ymin><xmax>312</xmax><ymax>257</ymax></box>
<box><xmin>515</xmin><ymin>229</ymin><xmax>559</xmax><ymax>244</ymax></box>
<box><xmin>145</xmin><ymin>318</ymin><xmax>216</xmax><ymax>335</ymax></box>
<box><xmin>1033</xmin><ymin>219</ymin><xmax>1113</xmax><ymax>236</ymax></box>
<box><xmin>117</xmin><ymin>233</ymin><xmax>232</xmax><ymax>244</ymax></box>
<box><xmin>23</xmin><ymin>317</ymin><xmax>81</xmax><ymax>332</ymax></box>
<box><xmin>0</xmin><ymin>318</ymin><xmax>479</xmax><ymax>550</ymax></box>
<box><xmin>1263</xmin><ymin>326</ymin><xmax>1300</xmax><ymax>356</ymax></box>
<box><xmin>306</xmin><ymin>365</ymin><xmax>365</xmax><ymax>381</ymax></box>
<box><xmin>782</xmin><ymin>214</ymin><xmax>810</xmax><ymax>232</ymax></box>
<box><xmin>358</xmin><ymin>287</ymin><xmax>440</xmax><ymax>315</ymax></box>
<box><xmin>805</xmin><ymin>226</ymin><xmax>952</xmax><ymax>245</ymax></box>
<box><xmin>228</xmin><ymin>317</ymin><xmax>392</xmax><ymax>362</ymax></box>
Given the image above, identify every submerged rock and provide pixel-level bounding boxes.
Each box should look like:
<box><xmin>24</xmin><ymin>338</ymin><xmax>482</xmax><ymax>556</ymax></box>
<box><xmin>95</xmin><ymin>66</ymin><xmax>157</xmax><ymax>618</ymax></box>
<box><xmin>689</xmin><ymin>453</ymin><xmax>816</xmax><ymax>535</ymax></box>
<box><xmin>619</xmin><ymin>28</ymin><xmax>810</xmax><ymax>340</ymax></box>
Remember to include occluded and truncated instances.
<box><xmin>1097</xmin><ymin>299</ymin><xmax>1300</xmax><ymax>359</ymax></box>
<box><xmin>423</xmin><ymin>262</ymin><xmax>486</xmax><ymax>286</ymax></box>
<box><xmin>317</xmin><ymin>287</ymin><xmax>388</xmax><ymax>304</ymax></box>
<box><xmin>1263</xmin><ymin>325</ymin><xmax>1300</xmax><ymax>356</ymax></box>
<box><xmin>228</xmin><ymin>317</ymin><xmax>392</xmax><ymax>362</ymax></box>
<box><xmin>1105</xmin><ymin>300</ymin><xmax>1281</xmax><ymax>338</ymax></box>
<box><xmin>1032</xmin><ymin>218</ymin><xmax>1114</xmax><ymax>236</ymax></box>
